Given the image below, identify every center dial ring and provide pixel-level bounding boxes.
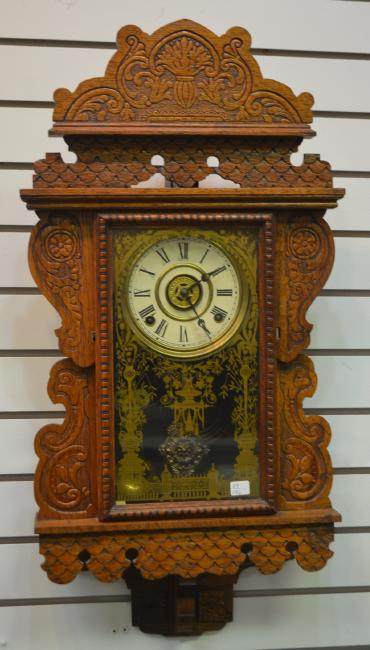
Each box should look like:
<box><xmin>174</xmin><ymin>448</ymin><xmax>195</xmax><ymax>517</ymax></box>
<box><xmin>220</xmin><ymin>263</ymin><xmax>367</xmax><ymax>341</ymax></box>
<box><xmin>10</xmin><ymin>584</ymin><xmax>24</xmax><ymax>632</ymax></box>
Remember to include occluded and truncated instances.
<box><xmin>155</xmin><ymin>263</ymin><xmax>213</xmax><ymax>322</ymax></box>
<box><xmin>166</xmin><ymin>274</ymin><xmax>201</xmax><ymax>310</ymax></box>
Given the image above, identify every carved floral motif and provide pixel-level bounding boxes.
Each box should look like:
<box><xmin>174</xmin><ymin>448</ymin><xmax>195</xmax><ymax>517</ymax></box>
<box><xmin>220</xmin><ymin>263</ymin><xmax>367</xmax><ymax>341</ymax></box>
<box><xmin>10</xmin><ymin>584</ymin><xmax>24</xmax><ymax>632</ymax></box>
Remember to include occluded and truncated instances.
<box><xmin>277</xmin><ymin>215</ymin><xmax>334</xmax><ymax>362</ymax></box>
<box><xmin>29</xmin><ymin>214</ymin><xmax>95</xmax><ymax>366</ymax></box>
<box><xmin>53</xmin><ymin>21</ymin><xmax>313</xmax><ymax>125</ymax></box>
<box><xmin>45</xmin><ymin>231</ymin><xmax>76</xmax><ymax>260</ymax></box>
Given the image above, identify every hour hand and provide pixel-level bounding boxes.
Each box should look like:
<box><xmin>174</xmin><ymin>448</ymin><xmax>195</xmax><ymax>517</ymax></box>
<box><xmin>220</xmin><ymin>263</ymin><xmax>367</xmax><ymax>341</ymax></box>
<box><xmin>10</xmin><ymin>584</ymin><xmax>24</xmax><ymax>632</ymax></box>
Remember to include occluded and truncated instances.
<box><xmin>182</xmin><ymin>290</ymin><xmax>212</xmax><ymax>340</ymax></box>
<box><xmin>197</xmin><ymin>318</ymin><xmax>212</xmax><ymax>339</ymax></box>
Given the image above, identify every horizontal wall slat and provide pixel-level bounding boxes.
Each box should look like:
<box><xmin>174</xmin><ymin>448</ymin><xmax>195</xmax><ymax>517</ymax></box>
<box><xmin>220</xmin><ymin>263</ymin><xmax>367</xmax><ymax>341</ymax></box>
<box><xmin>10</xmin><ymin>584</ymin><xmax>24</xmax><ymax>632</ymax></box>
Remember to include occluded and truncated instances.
<box><xmin>2</xmin><ymin>45</ymin><xmax>370</xmax><ymax>113</ymax></box>
<box><xmin>326</xmin><ymin>415</ymin><xmax>370</xmax><ymax>468</ymax></box>
<box><xmin>0</xmin><ymin>413</ymin><xmax>369</xmax><ymax>475</ymax></box>
<box><xmin>326</xmin><ymin>238</ymin><xmax>370</xmax><ymax>290</ymax></box>
<box><xmin>0</xmin><ymin>474</ymin><xmax>368</xmax><ymax>537</ymax></box>
<box><xmin>0</xmin><ymin>354</ymin><xmax>368</xmax><ymax>411</ymax></box>
<box><xmin>1</xmin><ymin>595</ymin><xmax>370</xmax><ymax>648</ymax></box>
<box><xmin>238</xmin><ymin>533</ymin><xmax>370</xmax><ymax>591</ymax></box>
<box><xmin>1</xmin><ymin>0</ymin><xmax>370</xmax><ymax>54</ymax></box>
<box><xmin>0</xmin><ymin>108</ymin><xmax>70</xmax><ymax>164</ymax></box>
<box><xmin>0</xmin><ymin>534</ymin><xmax>369</xmax><ymax>600</ymax></box>
<box><xmin>1</xmin><ymin>108</ymin><xmax>370</xmax><ymax>171</ymax></box>
<box><xmin>332</xmin><ymin>475</ymin><xmax>370</xmax><ymax>528</ymax></box>
<box><xmin>258</xmin><ymin>56</ymin><xmax>370</xmax><ymax>113</ymax></box>
<box><xmin>1</xmin><ymin>233</ymin><xmax>370</xmax><ymax>290</ymax></box>
<box><xmin>307</xmin><ymin>356</ymin><xmax>370</xmax><ymax>409</ymax></box>
<box><xmin>0</xmin><ymin>295</ymin><xmax>60</xmax><ymax>349</ymax></box>
<box><xmin>0</xmin><ymin>419</ymin><xmax>62</xmax><ymax>474</ymax></box>
<box><xmin>0</xmin><ymin>544</ymin><xmax>128</xmax><ymax>599</ymax></box>
<box><xmin>300</xmin><ymin>117</ymin><xmax>370</xmax><ymax>172</ymax></box>
<box><xmin>0</xmin><ymin>169</ymin><xmax>360</xmax><ymax>231</ymax></box>
<box><xmin>307</xmin><ymin>297</ymin><xmax>370</xmax><ymax>349</ymax></box>
<box><xmin>1</xmin><ymin>295</ymin><xmax>370</xmax><ymax>351</ymax></box>
<box><xmin>3</xmin><ymin>172</ymin><xmax>369</xmax><ymax>232</ymax></box>
<box><xmin>325</xmin><ymin>177</ymin><xmax>370</xmax><ymax>232</ymax></box>
<box><xmin>0</xmin><ymin>358</ymin><xmax>63</xmax><ymax>412</ymax></box>
<box><xmin>0</xmin><ymin>169</ymin><xmax>36</xmax><ymax>226</ymax></box>
<box><xmin>0</xmin><ymin>232</ymin><xmax>33</xmax><ymax>287</ymax></box>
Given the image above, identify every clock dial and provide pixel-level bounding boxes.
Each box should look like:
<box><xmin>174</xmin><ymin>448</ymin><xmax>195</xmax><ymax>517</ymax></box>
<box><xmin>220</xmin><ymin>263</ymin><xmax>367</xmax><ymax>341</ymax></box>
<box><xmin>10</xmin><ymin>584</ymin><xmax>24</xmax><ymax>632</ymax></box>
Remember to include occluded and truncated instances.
<box><xmin>125</xmin><ymin>235</ymin><xmax>245</xmax><ymax>357</ymax></box>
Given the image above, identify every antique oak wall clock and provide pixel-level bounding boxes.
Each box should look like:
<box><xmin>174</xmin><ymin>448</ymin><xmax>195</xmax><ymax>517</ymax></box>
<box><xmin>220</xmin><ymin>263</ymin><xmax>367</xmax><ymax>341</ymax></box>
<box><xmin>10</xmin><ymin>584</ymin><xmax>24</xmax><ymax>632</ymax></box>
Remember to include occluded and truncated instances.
<box><xmin>21</xmin><ymin>20</ymin><xmax>344</xmax><ymax>636</ymax></box>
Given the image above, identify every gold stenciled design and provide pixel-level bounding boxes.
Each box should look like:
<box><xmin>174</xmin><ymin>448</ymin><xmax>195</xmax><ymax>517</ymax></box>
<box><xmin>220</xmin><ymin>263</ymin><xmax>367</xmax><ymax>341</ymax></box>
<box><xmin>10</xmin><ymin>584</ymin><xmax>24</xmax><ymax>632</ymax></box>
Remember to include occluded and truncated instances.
<box><xmin>114</xmin><ymin>228</ymin><xmax>259</xmax><ymax>502</ymax></box>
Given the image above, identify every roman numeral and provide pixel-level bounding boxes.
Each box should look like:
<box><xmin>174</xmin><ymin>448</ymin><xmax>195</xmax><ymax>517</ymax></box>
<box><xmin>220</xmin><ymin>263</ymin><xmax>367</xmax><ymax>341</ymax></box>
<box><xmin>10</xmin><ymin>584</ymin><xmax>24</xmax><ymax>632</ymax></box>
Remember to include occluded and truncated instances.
<box><xmin>180</xmin><ymin>325</ymin><xmax>188</xmax><ymax>342</ymax></box>
<box><xmin>139</xmin><ymin>304</ymin><xmax>155</xmax><ymax>319</ymax></box>
<box><xmin>211</xmin><ymin>305</ymin><xmax>228</xmax><ymax>320</ymax></box>
<box><xmin>178</xmin><ymin>241</ymin><xmax>189</xmax><ymax>259</ymax></box>
<box><xmin>156</xmin><ymin>248</ymin><xmax>170</xmax><ymax>264</ymax></box>
<box><xmin>134</xmin><ymin>289</ymin><xmax>151</xmax><ymax>297</ymax></box>
<box><xmin>216</xmin><ymin>289</ymin><xmax>233</xmax><ymax>296</ymax></box>
<box><xmin>200</xmin><ymin>248</ymin><xmax>209</xmax><ymax>264</ymax></box>
<box><xmin>140</xmin><ymin>267</ymin><xmax>155</xmax><ymax>277</ymax></box>
<box><xmin>210</xmin><ymin>265</ymin><xmax>226</xmax><ymax>277</ymax></box>
<box><xmin>155</xmin><ymin>319</ymin><xmax>168</xmax><ymax>337</ymax></box>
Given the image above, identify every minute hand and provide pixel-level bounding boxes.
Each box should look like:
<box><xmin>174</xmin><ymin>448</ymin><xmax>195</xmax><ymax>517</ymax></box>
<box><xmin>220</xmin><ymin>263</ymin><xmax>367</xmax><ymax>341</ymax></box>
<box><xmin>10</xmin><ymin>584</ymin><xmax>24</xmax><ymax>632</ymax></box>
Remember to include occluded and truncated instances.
<box><xmin>207</xmin><ymin>265</ymin><xmax>226</xmax><ymax>278</ymax></box>
<box><xmin>187</xmin><ymin>267</ymin><xmax>224</xmax><ymax>292</ymax></box>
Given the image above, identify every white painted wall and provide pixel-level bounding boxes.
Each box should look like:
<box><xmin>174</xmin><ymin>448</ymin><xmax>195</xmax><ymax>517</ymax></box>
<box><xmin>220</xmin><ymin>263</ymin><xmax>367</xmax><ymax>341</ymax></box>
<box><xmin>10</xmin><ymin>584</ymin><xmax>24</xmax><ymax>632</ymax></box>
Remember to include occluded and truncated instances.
<box><xmin>0</xmin><ymin>1</ymin><xmax>369</xmax><ymax>648</ymax></box>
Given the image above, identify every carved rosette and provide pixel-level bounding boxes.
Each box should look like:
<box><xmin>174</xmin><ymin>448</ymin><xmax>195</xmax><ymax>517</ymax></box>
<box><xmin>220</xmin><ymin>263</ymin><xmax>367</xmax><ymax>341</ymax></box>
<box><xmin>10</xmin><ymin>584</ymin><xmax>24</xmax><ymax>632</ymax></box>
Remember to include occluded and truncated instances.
<box><xmin>278</xmin><ymin>355</ymin><xmax>332</xmax><ymax>508</ymax></box>
<box><xmin>277</xmin><ymin>213</ymin><xmax>335</xmax><ymax>362</ymax></box>
<box><xmin>29</xmin><ymin>214</ymin><xmax>95</xmax><ymax>366</ymax></box>
<box><xmin>39</xmin><ymin>527</ymin><xmax>333</xmax><ymax>584</ymax></box>
<box><xmin>53</xmin><ymin>21</ymin><xmax>313</xmax><ymax>126</ymax></box>
<box><xmin>34</xmin><ymin>359</ymin><xmax>95</xmax><ymax>519</ymax></box>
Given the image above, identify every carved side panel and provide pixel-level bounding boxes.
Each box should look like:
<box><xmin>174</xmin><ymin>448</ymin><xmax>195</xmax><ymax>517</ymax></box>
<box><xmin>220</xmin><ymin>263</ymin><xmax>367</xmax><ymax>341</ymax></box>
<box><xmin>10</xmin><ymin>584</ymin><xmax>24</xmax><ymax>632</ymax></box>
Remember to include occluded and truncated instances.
<box><xmin>39</xmin><ymin>526</ymin><xmax>333</xmax><ymax>584</ymax></box>
<box><xmin>29</xmin><ymin>213</ymin><xmax>95</xmax><ymax>367</ymax></box>
<box><xmin>278</xmin><ymin>355</ymin><xmax>332</xmax><ymax>509</ymax></box>
<box><xmin>276</xmin><ymin>213</ymin><xmax>334</xmax><ymax>362</ymax></box>
<box><xmin>35</xmin><ymin>358</ymin><xmax>96</xmax><ymax>519</ymax></box>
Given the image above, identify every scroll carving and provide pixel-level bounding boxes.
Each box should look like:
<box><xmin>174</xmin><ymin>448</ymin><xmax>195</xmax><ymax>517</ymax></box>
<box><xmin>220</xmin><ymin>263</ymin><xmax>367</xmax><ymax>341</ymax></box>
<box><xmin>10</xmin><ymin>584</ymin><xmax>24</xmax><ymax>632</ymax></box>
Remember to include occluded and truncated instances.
<box><xmin>39</xmin><ymin>526</ymin><xmax>333</xmax><ymax>584</ymax></box>
<box><xmin>53</xmin><ymin>21</ymin><xmax>313</xmax><ymax>126</ymax></box>
<box><xmin>278</xmin><ymin>355</ymin><xmax>332</xmax><ymax>508</ymax></box>
<box><xmin>35</xmin><ymin>358</ymin><xmax>95</xmax><ymax>519</ymax></box>
<box><xmin>29</xmin><ymin>214</ymin><xmax>95</xmax><ymax>366</ymax></box>
<box><xmin>277</xmin><ymin>214</ymin><xmax>334</xmax><ymax>362</ymax></box>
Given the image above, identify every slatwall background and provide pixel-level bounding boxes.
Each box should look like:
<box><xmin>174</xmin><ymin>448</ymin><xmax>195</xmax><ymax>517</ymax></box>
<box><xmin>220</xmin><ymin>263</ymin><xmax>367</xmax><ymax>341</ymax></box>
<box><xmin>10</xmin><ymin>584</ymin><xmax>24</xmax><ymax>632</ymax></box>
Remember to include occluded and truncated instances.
<box><xmin>1</xmin><ymin>1</ymin><xmax>370</xmax><ymax>648</ymax></box>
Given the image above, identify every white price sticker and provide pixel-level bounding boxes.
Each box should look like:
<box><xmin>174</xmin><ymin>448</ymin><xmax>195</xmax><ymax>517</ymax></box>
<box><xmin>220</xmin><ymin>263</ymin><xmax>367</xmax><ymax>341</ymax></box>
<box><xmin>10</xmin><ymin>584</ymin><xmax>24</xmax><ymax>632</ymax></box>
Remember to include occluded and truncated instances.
<box><xmin>230</xmin><ymin>480</ymin><xmax>250</xmax><ymax>496</ymax></box>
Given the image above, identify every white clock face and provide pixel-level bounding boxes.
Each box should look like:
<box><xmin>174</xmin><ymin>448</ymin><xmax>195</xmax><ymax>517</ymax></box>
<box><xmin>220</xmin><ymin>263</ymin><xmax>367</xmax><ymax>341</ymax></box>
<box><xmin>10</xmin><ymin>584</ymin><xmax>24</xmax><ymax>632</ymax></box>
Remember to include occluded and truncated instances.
<box><xmin>125</xmin><ymin>235</ymin><xmax>245</xmax><ymax>358</ymax></box>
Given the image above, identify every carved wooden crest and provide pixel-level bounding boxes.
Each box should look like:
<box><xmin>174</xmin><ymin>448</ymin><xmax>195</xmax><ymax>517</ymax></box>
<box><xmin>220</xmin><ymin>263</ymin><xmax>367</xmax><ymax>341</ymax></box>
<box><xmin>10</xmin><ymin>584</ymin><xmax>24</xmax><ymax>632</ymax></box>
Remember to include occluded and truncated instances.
<box><xmin>52</xmin><ymin>20</ymin><xmax>313</xmax><ymax>135</ymax></box>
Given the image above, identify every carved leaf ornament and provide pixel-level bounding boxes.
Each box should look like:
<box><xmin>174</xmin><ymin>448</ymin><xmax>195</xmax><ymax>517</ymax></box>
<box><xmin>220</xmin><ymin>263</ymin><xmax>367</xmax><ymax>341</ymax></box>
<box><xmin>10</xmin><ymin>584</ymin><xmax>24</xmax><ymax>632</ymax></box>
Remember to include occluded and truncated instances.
<box><xmin>53</xmin><ymin>21</ymin><xmax>313</xmax><ymax>125</ymax></box>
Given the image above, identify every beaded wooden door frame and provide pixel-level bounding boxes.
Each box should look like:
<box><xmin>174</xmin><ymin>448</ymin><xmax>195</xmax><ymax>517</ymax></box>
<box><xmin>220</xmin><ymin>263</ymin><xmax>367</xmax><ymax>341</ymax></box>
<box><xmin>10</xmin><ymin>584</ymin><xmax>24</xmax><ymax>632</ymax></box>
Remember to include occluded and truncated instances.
<box><xmin>21</xmin><ymin>20</ymin><xmax>344</xmax><ymax>636</ymax></box>
<box><xmin>97</xmin><ymin>210</ymin><xmax>276</xmax><ymax>522</ymax></box>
